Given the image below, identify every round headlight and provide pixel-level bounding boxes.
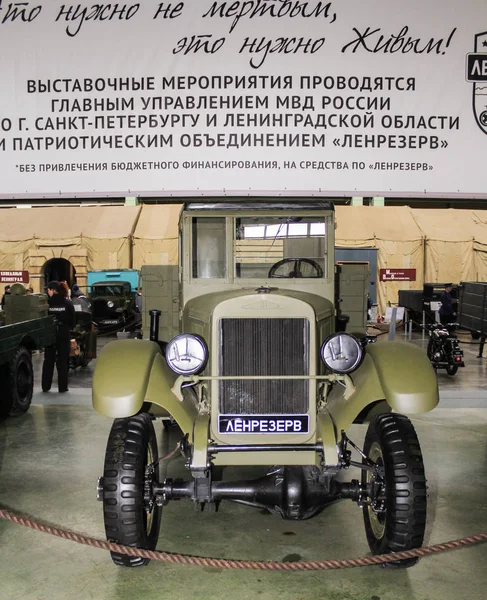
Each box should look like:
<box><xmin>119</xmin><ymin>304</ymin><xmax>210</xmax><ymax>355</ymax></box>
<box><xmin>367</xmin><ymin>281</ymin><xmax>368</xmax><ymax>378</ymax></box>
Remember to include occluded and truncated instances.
<box><xmin>107</xmin><ymin>300</ymin><xmax>115</xmax><ymax>308</ymax></box>
<box><xmin>165</xmin><ymin>334</ymin><xmax>208</xmax><ymax>375</ymax></box>
<box><xmin>320</xmin><ymin>333</ymin><xmax>364</xmax><ymax>374</ymax></box>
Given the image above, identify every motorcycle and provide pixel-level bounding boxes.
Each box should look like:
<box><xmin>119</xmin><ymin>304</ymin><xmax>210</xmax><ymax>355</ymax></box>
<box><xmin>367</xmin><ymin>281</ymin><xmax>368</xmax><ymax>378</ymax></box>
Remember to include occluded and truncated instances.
<box><xmin>426</xmin><ymin>322</ymin><xmax>464</xmax><ymax>375</ymax></box>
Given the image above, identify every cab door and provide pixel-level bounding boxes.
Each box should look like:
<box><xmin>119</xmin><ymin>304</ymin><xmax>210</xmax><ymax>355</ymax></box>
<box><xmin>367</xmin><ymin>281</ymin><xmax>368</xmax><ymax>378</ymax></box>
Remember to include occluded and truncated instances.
<box><xmin>335</xmin><ymin>262</ymin><xmax>370</xmax><ymax>333</ymax></box>
<box><xmin>140</xmin><ymin>265</ymin><xmax>179</xmax><ymax>342</ymax></box>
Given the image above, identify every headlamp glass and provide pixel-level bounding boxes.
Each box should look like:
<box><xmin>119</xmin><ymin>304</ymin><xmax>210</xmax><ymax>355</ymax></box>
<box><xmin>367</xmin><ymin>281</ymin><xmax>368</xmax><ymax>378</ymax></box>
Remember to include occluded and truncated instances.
<box><xmin>165</xmin><ymin>334</ymin><xmax>208</xmax><ymax>375</ymax></box>
<box><xmin>321</xmin><ymin>333</ymin><xmax>364</xmax><ymax>374</ymax></box>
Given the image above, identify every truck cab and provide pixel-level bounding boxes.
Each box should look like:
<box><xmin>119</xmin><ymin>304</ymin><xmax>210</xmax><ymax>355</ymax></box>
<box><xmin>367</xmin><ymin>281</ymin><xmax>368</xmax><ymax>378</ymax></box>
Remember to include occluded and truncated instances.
<box><xmin>88</xmin><ymin>270</ymin><xmax>140</xmax><ymax>332</ymax></box>
<box><xmin>176</xmin><ymin>201</ymin><xmax>335</xmax><ymax>449</ymax></box>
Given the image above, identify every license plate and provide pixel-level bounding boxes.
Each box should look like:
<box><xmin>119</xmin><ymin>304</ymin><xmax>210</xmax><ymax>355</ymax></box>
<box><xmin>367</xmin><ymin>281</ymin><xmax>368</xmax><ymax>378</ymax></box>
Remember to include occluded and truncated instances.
<box><xmin>218</xmin><ymin>415</ymin><xmax>309</xmax><ymax>434</ymax></box>
<box><xmin>102</xmin><ymin>319</ymin><xmax>119</xmax><ymax>325</ymax></box>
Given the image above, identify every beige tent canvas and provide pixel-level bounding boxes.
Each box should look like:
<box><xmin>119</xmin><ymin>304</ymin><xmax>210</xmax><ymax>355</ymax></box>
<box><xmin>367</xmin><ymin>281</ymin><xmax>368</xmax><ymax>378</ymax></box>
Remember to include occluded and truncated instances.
<box><xmin>0</xmin><ymin>205</ymin><xmax>141</xmax><ymax>291</ymax></box>
<box><xmin>335</xmin><ymin>205</ymin><xmax>424</xmax><ymax>312</ymax></box>
<box><xmin>132</xmin><ymin>204</ymin><xmax>181</xmax><ymax>269</ymax></box>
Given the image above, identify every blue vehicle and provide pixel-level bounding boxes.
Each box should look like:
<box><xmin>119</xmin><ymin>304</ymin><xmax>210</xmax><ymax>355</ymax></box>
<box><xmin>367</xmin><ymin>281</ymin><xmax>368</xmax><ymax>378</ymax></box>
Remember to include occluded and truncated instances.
<box><xmin>87</xmin><ymin>270</ymin><xmax>140</xmax><ymax>291</ymax></box>
<box><xmin>87</xmin><ymin>270</ymin><xmax>141</xmax><ymax>332</ymax></box>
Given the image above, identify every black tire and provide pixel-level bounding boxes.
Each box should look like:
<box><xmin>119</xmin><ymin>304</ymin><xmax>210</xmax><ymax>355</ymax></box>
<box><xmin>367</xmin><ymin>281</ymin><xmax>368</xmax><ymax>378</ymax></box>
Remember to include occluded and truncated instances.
<box><xmin>0</xmin><ymin>364</ymin><xmax>12</xmax><ymax>419</ymax></box>
<box><xmin>362</xmin><ymin>413</ymin><xmax>427</xmax><ymax>568</ymax></box>
<box><xmin>102</xmin><ymin>413</ymin><xmax>161</xmax><ymax>567</ymax></box>
<box><xmin>0</xmin><ymin>346</ymin><xmax>34</xmax><ymax>418</ymax></box>
<box><xmin>446</xmin><ymin>364</ymin><xmax>458</xmax><ymax>376</ymax></box>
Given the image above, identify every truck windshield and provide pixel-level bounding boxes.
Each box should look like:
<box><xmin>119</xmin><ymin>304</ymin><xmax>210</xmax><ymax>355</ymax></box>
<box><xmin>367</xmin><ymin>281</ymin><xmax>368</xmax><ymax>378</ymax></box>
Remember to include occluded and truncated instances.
<box><xmin>192</xmin><ymin>217</ymin><xmax>227</xmax><ymax>279</ymax></box>
<box><xmin>91</xmin><ymin>285</ymin><xmax>127</xmax><ymax>296</ymax></box>
<box><xmin>235</xmin><ymin>216</ymin><xmax>327</xmax><ymax>279</ymax></box>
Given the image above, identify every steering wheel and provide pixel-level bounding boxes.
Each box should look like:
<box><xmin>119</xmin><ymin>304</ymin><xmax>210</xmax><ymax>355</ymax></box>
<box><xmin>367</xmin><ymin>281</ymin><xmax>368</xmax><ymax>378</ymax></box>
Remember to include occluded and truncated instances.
<box><xmin>268</xmin><ymin>258</ymin><xmax>323</xmax><ymax>279</ymax></box>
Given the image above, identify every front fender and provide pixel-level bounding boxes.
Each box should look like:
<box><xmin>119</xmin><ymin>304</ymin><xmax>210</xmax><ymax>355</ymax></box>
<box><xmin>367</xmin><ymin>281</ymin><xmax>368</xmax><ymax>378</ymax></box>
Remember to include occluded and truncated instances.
<box><xmin>365</xmin><ymin>341</ymin><xmax>439</xmax><ymax>413</ymax></box>
<box><xmin>326</xmin><ymin>341</ymin><xmax>438</xmax><ymax>434</ymax></box>
<box><xmin>92</xmin><ymin>339</ymin><xmax>198</xmax><ymax>436</ymax></box>
<box><xmin>93</xmin><ymin>339</ymin><xmax>163</xmax><ymax>418</ymax></box>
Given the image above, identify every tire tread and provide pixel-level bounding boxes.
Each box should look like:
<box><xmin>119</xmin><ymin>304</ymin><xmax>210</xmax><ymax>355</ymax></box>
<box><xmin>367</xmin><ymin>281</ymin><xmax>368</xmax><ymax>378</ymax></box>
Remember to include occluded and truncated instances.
<box><xmin>362</xmin><ymin>413</ymin><xmax>427</xmax><ymax>567</ymax></box>
<box><xmin>102</xmin><ymin>413</ymin><xmax>160</xmax><ymax>567</ymax></box>
<box><xmin>0</xmin><ymin>346</ymin><xmax>34</xmax><ymax>417</ymax></box>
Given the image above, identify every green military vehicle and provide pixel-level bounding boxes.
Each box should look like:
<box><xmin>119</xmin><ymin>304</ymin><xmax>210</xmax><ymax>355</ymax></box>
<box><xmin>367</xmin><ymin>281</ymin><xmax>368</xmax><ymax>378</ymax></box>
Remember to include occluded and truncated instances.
<box><xmin>0</xmin><ymin>284</ymin><xmax>55</xmax><ymax>418</ymax></box>
<box><xmin>90</xmin><ymin>279</ymin><xmax>140</xmax><ymax>333</ymax></box>
<box><xmin>93</xmin><ymin>201</ymin><xmax>439</xmax><ymax>568</ymax></box>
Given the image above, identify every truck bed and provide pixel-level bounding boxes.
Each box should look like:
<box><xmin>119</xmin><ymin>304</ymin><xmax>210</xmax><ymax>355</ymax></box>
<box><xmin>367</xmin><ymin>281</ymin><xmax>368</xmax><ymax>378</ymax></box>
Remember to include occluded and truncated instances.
<box><xmin>0</xmin><ymin>316</ymin><xmax>56</xmax><ymax>365</ymax></box>
<box><xmin>457</xmin><ymin>282</ymin><xmax>487</xmax><ymax>335</ymax></box>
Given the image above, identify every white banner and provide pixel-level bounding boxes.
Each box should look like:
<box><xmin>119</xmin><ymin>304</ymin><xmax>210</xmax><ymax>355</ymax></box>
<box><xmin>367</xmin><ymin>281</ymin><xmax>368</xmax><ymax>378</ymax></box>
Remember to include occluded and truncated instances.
<box><xmin>0</xmin><ymin>0</ymin><xmax>486</xmax><ymax>198</ymax></box>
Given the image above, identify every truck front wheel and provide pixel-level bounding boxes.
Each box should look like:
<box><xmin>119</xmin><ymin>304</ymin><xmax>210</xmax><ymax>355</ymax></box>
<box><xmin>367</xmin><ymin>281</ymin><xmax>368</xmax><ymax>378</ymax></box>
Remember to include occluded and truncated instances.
<box><xmin>362</xmin><ymin>413</ymin><xmax>427</xmax><ymax>567</ymax></box>
<box><xmin>0</xmin><ymin>346</ymin><xmax>34</xmax><ymax>418</ymax></box>
<box><xmin>102</xmin><ymin>413</ymin><xmax>161</xmax><ymax>567</ymax></box>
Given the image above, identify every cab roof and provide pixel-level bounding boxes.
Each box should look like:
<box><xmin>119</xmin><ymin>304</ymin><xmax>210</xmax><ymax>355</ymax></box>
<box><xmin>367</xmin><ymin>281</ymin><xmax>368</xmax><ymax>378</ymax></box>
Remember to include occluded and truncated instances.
<box><xmin>183</xmin><ymin>200</ymin><xmax>335</xmax><ymax>212</ymax></box>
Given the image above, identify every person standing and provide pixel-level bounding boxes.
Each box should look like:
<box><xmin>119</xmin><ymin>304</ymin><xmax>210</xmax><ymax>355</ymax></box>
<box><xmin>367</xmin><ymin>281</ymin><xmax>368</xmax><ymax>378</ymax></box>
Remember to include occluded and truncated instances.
<box><xmin>42</xmin><ymin>281</ymin><xmax>75</xmax><ymax>393</ymax></box>
<box><xmin>71</xmin><ymin>284</ymin><xmax>84</xmax><ymax>298</ymax></box>
<box><xmin>439</xmin><ymin>283</ymin><xmax>456</xmax><ymax>326</ymax></box>
<box><xmin>1</xmin><ymin>285</ymin><xmax>11</xmax><ymax>308</ymax></box>
<box><xmin>477</xmin><ymin>335</ymin><xmax>486</xmax><ymax>359</ymax></box>
<box><xmin>58</xmin><ymin>280</ymin><xmax>71</xmax><ymax>299</ymax></box>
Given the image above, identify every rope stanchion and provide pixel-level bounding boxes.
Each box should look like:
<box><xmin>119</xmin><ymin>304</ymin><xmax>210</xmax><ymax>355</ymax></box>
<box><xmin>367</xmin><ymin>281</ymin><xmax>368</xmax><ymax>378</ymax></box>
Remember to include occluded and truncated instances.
<box><xmin>1</xmin><ymin>507</ymin><xmax>486</xmax><ymax>571</ymax></box>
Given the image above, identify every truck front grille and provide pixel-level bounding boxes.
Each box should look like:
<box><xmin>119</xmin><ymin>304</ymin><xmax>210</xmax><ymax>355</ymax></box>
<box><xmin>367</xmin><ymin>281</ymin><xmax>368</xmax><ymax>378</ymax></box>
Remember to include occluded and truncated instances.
<box><xmin>219</xmin><ymin>318</ymin><xmax>309</xmax><ymax>414</ymax></box>
<box><xmin>92</xmin><ymin>299</ymin><xmax>112</xmax><ymax>319</ymax></box>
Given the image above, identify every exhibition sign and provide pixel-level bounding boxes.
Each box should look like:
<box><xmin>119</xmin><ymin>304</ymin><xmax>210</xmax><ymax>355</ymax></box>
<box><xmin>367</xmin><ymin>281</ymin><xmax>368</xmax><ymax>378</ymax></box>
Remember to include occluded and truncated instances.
<box><xmin>0</xmin><ymin>271</ymin><xmax>30</xmax><ymax>283</ymax></box>
<box><xmin>380</xmin><ymin>269</ymin><xmax>416</xmax><ymax>282</ymax></box>
<box><xmin>0</xmin><ymin>0</ymin><xmax>486</xmax><ymax>198</ymax></box>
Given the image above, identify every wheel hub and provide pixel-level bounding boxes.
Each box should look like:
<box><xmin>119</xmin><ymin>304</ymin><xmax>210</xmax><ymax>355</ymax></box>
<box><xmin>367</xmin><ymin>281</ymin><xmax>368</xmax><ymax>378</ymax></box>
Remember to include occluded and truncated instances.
<box><xmin>366</xmin><ymin>442</ymin><xmax>387</xmax><ymax>540</ymax></box>
<box><xmin>16</xmin><ymin>363</ymin><xmax>31</xmax><ymax>398</ymax></box>
<box><xmin>144</xmin><ymin>446</ymin><xmax>157</xmax><ymax>534</ymax></box>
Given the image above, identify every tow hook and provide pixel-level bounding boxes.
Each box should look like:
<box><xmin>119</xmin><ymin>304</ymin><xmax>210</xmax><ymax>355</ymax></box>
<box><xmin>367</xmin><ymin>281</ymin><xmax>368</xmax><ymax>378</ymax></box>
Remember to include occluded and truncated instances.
<box><xmin>96</xmin><ymin>476</ymin><xmax>104</xmax><ymax>502</ymax></box>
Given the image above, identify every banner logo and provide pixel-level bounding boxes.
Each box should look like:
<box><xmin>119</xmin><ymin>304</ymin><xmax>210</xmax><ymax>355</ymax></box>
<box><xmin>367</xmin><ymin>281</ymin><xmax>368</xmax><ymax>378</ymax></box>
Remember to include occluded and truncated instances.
<box><xmin>466</xmin><ymin>31</ymin><xmax>487</xmax><ymax>135</ymax></box>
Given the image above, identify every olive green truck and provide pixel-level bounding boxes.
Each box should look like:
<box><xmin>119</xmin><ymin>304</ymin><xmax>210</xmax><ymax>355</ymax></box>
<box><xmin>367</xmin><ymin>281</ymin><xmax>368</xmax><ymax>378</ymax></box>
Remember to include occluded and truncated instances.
<box><xmin>93</xmin><ymin>200</ymin><xmax>439</xmax><ymax>568</ymax></box>
<box><xmin>0</xmin><ymin>286</ymin><xmax>55</xmax><ymax>418</ymax></box>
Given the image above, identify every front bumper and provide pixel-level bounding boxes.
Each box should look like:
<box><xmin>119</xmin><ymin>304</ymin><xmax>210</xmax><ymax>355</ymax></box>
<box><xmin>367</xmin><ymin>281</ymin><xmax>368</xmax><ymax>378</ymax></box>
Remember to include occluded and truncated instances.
<box><xmin>96</xmin><ymin>316</ymin><xmax>124</xmax><ymax>327</ymax></box>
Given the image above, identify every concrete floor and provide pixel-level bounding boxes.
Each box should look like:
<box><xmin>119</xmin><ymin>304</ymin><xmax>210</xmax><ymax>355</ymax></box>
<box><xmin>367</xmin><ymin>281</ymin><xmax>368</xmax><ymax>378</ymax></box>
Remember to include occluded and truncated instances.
<box><xmin>0</xmin><ymin>332</ymin><xmax>486</xmax><ymax>600</ymax></box>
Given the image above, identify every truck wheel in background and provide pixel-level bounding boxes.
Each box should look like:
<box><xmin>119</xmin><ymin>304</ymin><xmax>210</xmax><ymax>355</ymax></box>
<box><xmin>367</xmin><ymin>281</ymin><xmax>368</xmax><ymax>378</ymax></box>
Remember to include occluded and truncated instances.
<box><xmin>0</xmin><ymin>364</ymin><xmax>13</xmax><ymax>419</ymax></box>
<box><xmin>0</xmin><ymin>346</ymin><xmax>34</xmax><ymax>417</ymax></box>
<box><xmin>79</xmin><ymin>353</ymin><xmax>90</xmax><ymax>368</ymax></box>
